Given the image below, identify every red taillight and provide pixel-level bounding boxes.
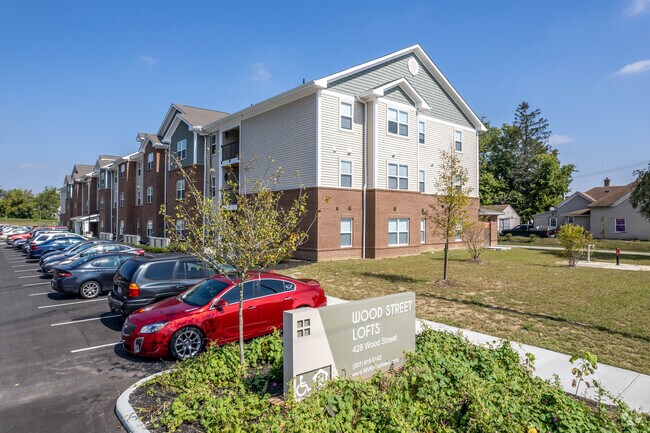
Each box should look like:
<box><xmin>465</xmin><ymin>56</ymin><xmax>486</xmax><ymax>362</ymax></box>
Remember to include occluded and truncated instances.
<box><xmin>136</xmin><ymin>249</ymin><xmax>145</xmax><ymax>255</ymax></box>
<box><xmin>57</xmin><ymin>271</ymin><xmax>72</xmax><ymax>278</ymax></box>
<box><xmin>31</xmin><ymin>245</ymin><xmax>38</xmax><ymax>250</ymax></box>
<box><xmin>128</xmin><ymin>283</ymin><xmax>140</xmax><ymax>298</ymax></box>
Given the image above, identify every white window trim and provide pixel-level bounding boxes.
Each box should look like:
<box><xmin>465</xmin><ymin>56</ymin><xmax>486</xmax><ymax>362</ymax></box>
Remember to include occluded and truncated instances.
<box><xmin>454</xmin><ymin>130</ymin><xmax>463</xmax><ymax>153</ymax></box>
<box><xmin>567</xmin><ymin>216</ymin><xmax>574</xmax><ymax>224</ymax></box>
<box><xmin>176</xmin><ymin>139</ymin><xmax>187</xmax><ymax>160</ymax></box>
<box><xmin>339</xmin><ymin>101</ymin><xmax>353</xmax><ymax>132</ymax></box>
<box><xmin>418</xmin><ymin>169</ymin><xmax>425</xmax><ymax>193</ymax></box>
<box><xmin>339</xmin><ymin>159</ymin><xmax>353</xmax><ymax>188</ymax></box>
<box><xmin>420</xmin><ymin>218</ymin><xmax>426</xmax><ymax>244</ymax></box>
<box><xmin>119</xmin><ymin>164</ymin><xmax>126</xmax><ymax>178</ymax></box>
<box><xmin>418</xmin><ymin>120</ymin><xmax>425</xmax><ymax>145</ymax></box>
<box><xmin>388</xmin><ymin>218</ymin><xmax>409</xmax><ymax>246</ymax></box>
<box><xmin>455</xmin><ymin>223</ymin><xmax>463</xmax><ymax>242</ymax></box>
<box><xmin>146</xmin><ymin>186</ymin><xmax>153</xmax><ymax>204</ymax></box>
<box><xmin>176</xmin><ymin>179</ymin><xmax>185</xmax><ymax>200</ymax></box>
<box><xmin>615</xmin><ymin>218</ymin><xmax>626</xmax><ymax>233</ymax></box>
<box><xmin>211</xmin><ymin>176</ymin><xmax>217</xmax><ymax>198</ymax></box>
<box><xmin>119</xmin><ymin>192</ymin><xmax>125</xmax><ymax>208</ymax></box>
<box><xmin>387</xmin><ymin>162</ymin><xmax>409</xmax><ymax>190</ymax></box>
<box><xmin>137</xmin><ymin>162</ymin><xmax>142</xmax><ymax>177</ymax></box>
<box><xmin>147</xmin><ymin>153</ymin><xmax>154</xmax><ymax>170</ymax></box>
<box><xmin>136</xmin><ymin>190</ymin><xmax>141</xmax><ymax>206</ymax></box>
<box><xmin>340</xmin><ymin>218</ymin><xmax>353</xmax><ymax>248</ymax></box>
<box><xmin>549</xmin><ymin>216</ymin><xmax>557</xmax><ymax>227</ymax></box>
<box><xmin>146</xmin><ymin>220</ymin><xmax>153</xmax><ymax>237</ymax></box>
<box><xmin>386</xmin><ymin>106</ymin><xmax>410</xmax><ymax>139</ymax></box>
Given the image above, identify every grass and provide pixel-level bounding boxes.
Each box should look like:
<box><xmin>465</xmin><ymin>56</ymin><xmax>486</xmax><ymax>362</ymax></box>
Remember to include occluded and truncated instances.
<box><xmin>285</xmin><ymin>248</ymin><xmax>650</xmax><ymax>375</ymax></box>
<box><xmin>0</xmin><ymin>217</ymin><xmax>57</xmax><ymax>226</ymax></box>
<box><xmin>499</xmin><ymin>235</ymin><xmax>650</xmax><ymax>253</ymax></box>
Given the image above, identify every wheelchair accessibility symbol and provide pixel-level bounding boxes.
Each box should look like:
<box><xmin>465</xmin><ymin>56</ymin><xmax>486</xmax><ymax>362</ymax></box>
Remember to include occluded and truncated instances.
<box><xmin>294</xmin><ymin>366</ymin><xmax>331</xmax><ymax>399</ymax></box>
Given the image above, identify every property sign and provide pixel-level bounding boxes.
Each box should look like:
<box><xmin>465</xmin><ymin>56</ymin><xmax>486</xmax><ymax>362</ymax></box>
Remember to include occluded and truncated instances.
<box><xmin>283</xmin><ymin>292</ymin><xmax>416</xmax><ymax>399</ymax></box>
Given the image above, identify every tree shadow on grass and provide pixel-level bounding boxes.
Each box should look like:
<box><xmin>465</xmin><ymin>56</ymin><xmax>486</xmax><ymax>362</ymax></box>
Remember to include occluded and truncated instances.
<box><xmin>359</xmin><ymin>272</ymin><xmax>427</xmax><ymax>284</ymax></box>
<box><xmin>419</xmin><ymin>292</ymin><xmax>650</xmax><ymax>343</ymax></box>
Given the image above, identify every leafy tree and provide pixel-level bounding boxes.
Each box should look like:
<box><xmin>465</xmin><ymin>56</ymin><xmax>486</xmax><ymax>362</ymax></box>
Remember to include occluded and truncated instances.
<box><xmin>479</xmin><ymin>102</ymin><xmax>575</xmax><ymax>221</ymax></box>
<box><xmin>463</xmin><ymin>221</ymin><xmax>485</xmax><ymax>261</ymax></box>
<box><xmin>630</xmin><ymin>162</ymin><xmax>650</xmax><ymax>220</ymax></box>
<box><xmin>428</xmin><ymin>149</ymin><xmax>472</xmax><ymax>281</ymax></box>
<box><xmin>33</xmin><ymin>187</ymin><xmax>60</xmax><ymax>220</ymax></box>
<box><xmin>165</xmin><ymin>157</ymin><xmax>310</xmax><ymax>366</ymax></box>
<box><xmin>557</xmin><ymin>224</ymin><xmax>592</xmax><ymax>267</ymax></box>
<box><xmin>0</xmin><ymin>189</ymin><xmax>35</xmax><ymax>219</ymax></box>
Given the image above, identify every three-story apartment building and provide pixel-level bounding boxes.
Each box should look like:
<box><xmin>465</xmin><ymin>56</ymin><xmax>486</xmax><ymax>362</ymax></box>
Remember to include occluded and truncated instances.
<box><xmin>60</xmin><ymin>45</ymin><xmax>486</xmax><ymax>261</ymax></box>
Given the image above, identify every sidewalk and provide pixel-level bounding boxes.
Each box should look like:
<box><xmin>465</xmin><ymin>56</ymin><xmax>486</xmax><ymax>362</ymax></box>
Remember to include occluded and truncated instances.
<box><xmin>327</xmin><ymin>296</ymin><xmax>650</xmax><ymax>414</ymax></box>
<box><xmin>507</xmin><ymin>244</ymin><xmax>650</xmax><ymax>257</ymax></box>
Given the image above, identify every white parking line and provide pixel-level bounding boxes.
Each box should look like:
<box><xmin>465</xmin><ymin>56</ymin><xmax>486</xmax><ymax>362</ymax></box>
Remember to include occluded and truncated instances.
<box><xmin>18</xmin><ymin>275</ymin><xmax>40</xmax><ymax>279</ymax></box>
<box><xmin>11</xmin><ymin>264</ymin><xmax>34</xmax><ymax>267</ymax></box>
<box><xmin>38</xmin><ymin>298</ymin><xmax>105</xmax><ymax>309</ymax></box>
<box><xmin>70</xmin><ymin>342</ymin><xmax>121</xmax><ymax>353</ymax></box>
<box><xmin>14</xmin><ymin>269</ymin><xmax>37</xmax><ymax>273</ymax></box>
<box><xmin>51</xmin><ymin>314</ymin><xmax>122</xmax><ymax>327</ymax></box>
<box><xmin>22</xmin><ymin>282</ymin><xmax>50</xmax><ymax>287</ymax></box>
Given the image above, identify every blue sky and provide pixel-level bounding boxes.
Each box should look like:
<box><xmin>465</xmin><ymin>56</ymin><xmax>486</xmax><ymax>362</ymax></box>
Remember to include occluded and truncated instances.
<box><xmin>0</xmin><ymin>0</ymin><xmax>648</xmax><ymax>194</ymax></box>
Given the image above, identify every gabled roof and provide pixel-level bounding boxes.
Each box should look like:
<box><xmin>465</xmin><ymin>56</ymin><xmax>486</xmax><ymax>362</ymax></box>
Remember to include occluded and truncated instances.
<box><xmin>586</xmin><ymin>182</ymin><xmax>637</xmax><ymax>208</ymax></box>
<box><xmin>157</xmin><ymin>103</ymin><xmax>229</xmax><ymax>137</ymax></box>
<box><xmin>93</xmin><ymin>155</ymin><xmax>121</xmax><ymax>172</ymax></box>
<box><xmin>479</xmin><ymin>207</ymin><xmax>505</xmax><ymax>216</ymax></box>
<box><xmin>137</xmin><ymin>133</ymin><xmax>165</xmax><ymax>153</ymax></box>
<box><xmin>555</xmin><ymin>191</ymin><xmax>595</xmax><ymax>209</ymax></box>
<box><xmin>359</xmin><ymin>78</ymin><xmax>431</xmax><ymax>110</ymax></box>
<box><xmin>70</xmin><ymin>164</ymin><xmax>93</xmax><ymax>181</ymax></box>
<box><xmin>562</xmin><ymin>208</ymin><xmax>591</xmax><ymax>217</ymax></box>
<box><xmin>481</xmin><ymin>204</ymin><xmax>512</xmax><ymax>213</ymax></box>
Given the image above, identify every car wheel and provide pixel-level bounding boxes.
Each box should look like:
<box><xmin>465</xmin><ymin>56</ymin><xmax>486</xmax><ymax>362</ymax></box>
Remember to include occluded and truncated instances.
<box><xmin>79</xmin><ymin>280</ymin><xmax>101</xmax><ymax>299</ymax></box>
<box><xmin>170</xmin><ymin>327</ymin><xmax>204</xmax><ymax>360</ymax></box>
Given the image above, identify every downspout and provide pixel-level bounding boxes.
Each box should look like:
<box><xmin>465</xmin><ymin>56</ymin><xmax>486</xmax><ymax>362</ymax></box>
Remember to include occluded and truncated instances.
<box><xmin>357</xmin><ymin>97</ymin><xmax>368</xmax><ymax>259</ymax></box>
<box><xmin>115</xmin><ymin>170</ymin><xmax>119</xmax><ymax>240</ymax></box>
<box><xmin>163</xmin><ymin>148</ymin><xmax>168</xmax><ymax>238</ymax></box>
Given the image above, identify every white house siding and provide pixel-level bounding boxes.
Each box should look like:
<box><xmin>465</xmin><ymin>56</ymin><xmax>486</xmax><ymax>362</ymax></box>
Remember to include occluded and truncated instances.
<box><xmin>320</xmin><ymin>92</ymin><xmax>364</xmax><ymax>189</ymax></box>
<box><xmin>240</xmin><ymin>94</ymin><xmax>317</xmax><ymax>190</ymax></box>
<box><xmin>590</xmin><ymin>198</ymin><xmax>650</xmax><ymax>240</ymax></box>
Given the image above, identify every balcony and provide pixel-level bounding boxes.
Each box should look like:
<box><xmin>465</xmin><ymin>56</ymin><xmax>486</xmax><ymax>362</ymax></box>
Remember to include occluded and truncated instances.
<box><xmin>221</xmin><ymin>141</ymin><xmax>239</xmax><ymax>163</ymax></box>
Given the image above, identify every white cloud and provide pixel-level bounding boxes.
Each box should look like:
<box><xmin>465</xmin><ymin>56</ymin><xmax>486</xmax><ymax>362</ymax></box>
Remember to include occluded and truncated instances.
<box><xmin>250</xmin><ymin>63</ymin><xmax>271</xmax><ymax>82</ymax></box>
<box><xmin>548</xmin><ymin>134</ymin><xmax>575</xmax><ymax>146</ymax></box>
<box><xmin>616</xmin><ymin>59</ymin><xmax>650</xmax><ymax>75</ymax></box>
<box><xmin>139</xmin><ymin>54</ymin><xmax>158</xmax><ymax>66</ymax></box>
<box><xmin>16</xmin><ymin>163</ymin><xmax>47</xmax><ymax>170</ymax></box>
<box><xmin>624</xmin><ymin>0</ymin><xmax>650</xmax><ymax>17</ymax></box>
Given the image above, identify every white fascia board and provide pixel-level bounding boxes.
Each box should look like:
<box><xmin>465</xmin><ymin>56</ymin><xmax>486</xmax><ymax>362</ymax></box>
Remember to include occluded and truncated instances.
<box><xmin>203</xmin><ymin>82</ymin><xmax>323</xmax><ymax>134</ymax></box>
<box><xmin>557</xmin><ymin>191</ymin><xmax>593</xmax><ymax>209</ymax></box>
<box><xmin>317</xmin><ymin>44</ymin><xmax>486</xmax><ymax>133</ymax></box>
<box><xmin>611</xmin><ymin>193</ymin><xmax>632</xmax><ymax>208</ymax></box>
<box><xmin>359</xmin><ymin>78</ymin><xmax>431</xmax><ymax>111</ymax></box>
<box><xmin>162</xmin><ymin>115</ymin><xmax>188</xmax><ymax>144</ymax></box>
<box><xmin>157</xmin><ymin>104</ymin><xmax>181</xmax><ymax>137</ymax></box>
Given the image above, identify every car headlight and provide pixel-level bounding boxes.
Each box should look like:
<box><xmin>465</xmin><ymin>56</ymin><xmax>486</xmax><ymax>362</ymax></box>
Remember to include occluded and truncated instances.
<box><xmin>140</xmin><ymin>322</ymin><xmax>168</xmax><ymax>334</ymax></box>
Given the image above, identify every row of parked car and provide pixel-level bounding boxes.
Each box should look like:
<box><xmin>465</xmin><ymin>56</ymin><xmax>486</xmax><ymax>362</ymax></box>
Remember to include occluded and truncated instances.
<box><xmin>6</xmin><ymin>225</ymin><xmax>327</xmax><ymax>361</ymax></box>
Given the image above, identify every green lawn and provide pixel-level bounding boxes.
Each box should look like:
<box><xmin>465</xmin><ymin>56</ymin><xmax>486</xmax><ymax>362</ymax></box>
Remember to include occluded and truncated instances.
<box><xmin>285</xmin><ymin>248</ymin><xmax>650</xmax><ymax>375</ymax></box>
<box><xmin>499</xmin><ymin>235</ymin><xmax>650</xmax><ymax>253</ymax></box>
<box><xmin>0</xmin><ymin>217</ymin><xmax>58</xmax><ymax>226</ymax></box>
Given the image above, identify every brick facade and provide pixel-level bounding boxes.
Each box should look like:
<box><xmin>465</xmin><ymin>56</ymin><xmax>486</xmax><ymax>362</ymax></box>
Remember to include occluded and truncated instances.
<box><xmin>138</xmin><ymin>145</ymin><xmax>166</xmax><ymax>241</ymax></box>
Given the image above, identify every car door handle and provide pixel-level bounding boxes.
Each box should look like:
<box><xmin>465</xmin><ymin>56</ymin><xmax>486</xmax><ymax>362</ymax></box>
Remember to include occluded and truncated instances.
<box><xmin>284</xmin><ymin>297</ymin><xmax>293</xmax><ymax>301</ymax></box>
<box><xmin>246</xmin><ymin>306</ymin><xmax>256</xmax><ymax>310</ymax></box>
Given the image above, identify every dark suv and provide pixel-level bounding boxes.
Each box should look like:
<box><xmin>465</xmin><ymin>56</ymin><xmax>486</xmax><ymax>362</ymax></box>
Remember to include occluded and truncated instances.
<box><xmin>108</xmin><ymin>254</ymin><xmax>215</xmax><ymax>316</ymax></box>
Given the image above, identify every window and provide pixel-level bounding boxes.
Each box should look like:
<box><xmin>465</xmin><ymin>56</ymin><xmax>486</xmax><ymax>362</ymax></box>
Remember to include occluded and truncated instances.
<box><xmin>146</xmin><ymin>220</ymin><xmax>153</xmax><ymax>237</ymax></box>
<box><xmin>175</xmin><ymin>261</ymin><xmax>210</xmax><ymax>279</ymax></box>
<box><xmin>119</xmin><ymin>192</ymin><xmax>125</xmax><ymax>207</ymax></box>
<box><xmin>549</xmin><ymin>217</ymin><xmax>557</xmax><ymax>227</ymax></box>
<box><xmin>211</xmin><ymin>176</ymin><xmax>217</xmax><ymax>198</ymax></box>
<box><xmin>418</xmin><ymin>121</ymin><xmax>425</xmax><ymax>144</ymax></box>
<box><xmin>388</xmin><ymin>163</ymin><xmax>408</xmax><ymax>190</ymax></box>
<box><xmin>455</xmin><ymin>223</ymin><xmax>463</xmax><ymax>241</ymax></box>
<box><xmin>258</xmin><ymin>279</ymin><xmax>289</xmax><ymax>297</ymax></box>
<box><xmin>454</xmin><ymin>175</ymin><xmax>462</xmax><ymax>193</ymax></box>
<box><xmin>146</xmin><ymin>186</ymin><xmax>153</xmax><ymax>204</ymax></box>
<box><xmin>388</xmin><ymin>108</ymin><xmax>408</xmax><ymax>136</ymax></box>
<box><xmin>100</xmin><ymin>220</ymin><xmax>104</xmax><ymax>231</ymax></box>
<box><xmin>340</xmin><ymin>102</ymin><xmax>352</xmax><ymax>130</ymax></box>
<box><xmin>119</xmin><ymin>220</ymin><xmax>124</xmax><ymax>235</ymax></box>
<box><xmin>100</xmin><ymin>172</ymin><xmax>106</xmax><ymax>189</ymax></box>
<box><xmin>567</xmin><ymin>216</ymin><xmax>575</xmax><ymax>224</ymax></box>
<box><xmin>340</xmin><ymin>160</ymin><xmax>352</xmax><ymax>188</ymax></box>
<box><xmin>419</xmin><ymin>170</ymin><xmax>425</xmax><ymax>193</ymax></box>
<box><xmin>147</xmin><ymin>153</ymin><xmax>154</xmax><ymax>170</ymax></box>
<box><xmin>176</xmin><ymin>219</ymin><xmax>185</xmax><ymax>235</ymax></box>
<box><xmin>420</xmin><ymin>218</ymin><xmax>426</xmax><ymax>243</ymax></box>
<box><xmin>615</xmin><ymin>218</ymin><xmax>626</xmax><ymax>233</ymax></box>
<box><xmin>388</xmin><ymin>218</ymin><xmax>409</xmax><ymax>246</ymax></box>
<box><xmin>136</xmin><ymin>190</ymin><xmax>141</xmax><ymax>206</ymax></box>
<box><xmin>142</xmin><ymin>261</ymin><xmax>176</xmax><ymax>282</ymax></box>
<box><xmin>455</xmin><ymin>130</ymin><xmax>463</xmax><ymax>152</ymax></box>
<box><xmin>211</xmin><ymin>135</ymin><xmax>218</xmax><ymax>155</ymax></box>
<box><xmin>220</xmin><ymin>281</ymin><xmax>257</xmax><ymax>304</ymax></box>
<box><xmin>100</xmin><ymin>196</ymin><xmax>104</xmax><ymax>210</ymax></box>
<box><xmin>136</xmin><ymin>221</ymin><xmax>141</xmax><ymax>235</ymax></box>
<box><xmin>137</xmin><ymin>162</ymin><xmax>142</xmax><ymax>176</ymax></box>
<box><xmin>176</xmin><ymin>139</ymin><xmax>187</xmax><ymax>160</ymax></box>
<box><xmin>340</xmin><ymin>218</ymin><xmax>352</xmax><ymax>247</ymax></box>
<box><xmin>176</xmin><ymin>179</ymin><xmax>185</xmax><ymax>200</ymax></box>
<box><xmin>119</xmin><ymin>163</ymin><xmax>126</xmax><ymax>179</ymax></box>
<box><xmin>91</xmin><ymin>256</ymin><xmax>121</xmax><ymax>268</ymax></box>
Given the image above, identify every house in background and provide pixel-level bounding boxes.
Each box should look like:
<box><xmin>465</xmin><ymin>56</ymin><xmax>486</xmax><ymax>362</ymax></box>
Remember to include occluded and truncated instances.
<box><xmin>481</xmin><ymin>204</ymin><xmax>520</xmax><ymax>232</ymax></box>
<box><xmin>532</xmin><ymin>178</ymin><xmax>648</xmax><ymax>240</ymax></box>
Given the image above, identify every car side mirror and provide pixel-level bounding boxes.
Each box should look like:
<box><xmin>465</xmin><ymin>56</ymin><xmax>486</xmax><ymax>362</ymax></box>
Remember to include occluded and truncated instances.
<box><xmin>213</xmin><ymin>299</ymin><xmax>229</xmax><ymax>311</ymax></box>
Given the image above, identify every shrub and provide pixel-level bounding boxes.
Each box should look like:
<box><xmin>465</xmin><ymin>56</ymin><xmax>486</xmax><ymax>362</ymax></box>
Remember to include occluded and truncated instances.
<box><xmin>463</xmin><ymin>221</ymin><xmax>485</xmax><ymax>260</ymax></box>
<box><xmin>557</xmin><ymin>224</ymin><xmax>593</xmax><ymax>267</ymax></box>
<box><xmin>141</xmin><ymin>245</ymin><xmax>169</xmax><ymax>253</ymax></box>
<box><xmin>504</xmin><ymin>233</ymin><xmax>513</xmax><ymax>242</ymax></box>
<box><xmin>529</xmin><ymin>233</ymin><xmax>539</xmax><ymax>242</ymax></box>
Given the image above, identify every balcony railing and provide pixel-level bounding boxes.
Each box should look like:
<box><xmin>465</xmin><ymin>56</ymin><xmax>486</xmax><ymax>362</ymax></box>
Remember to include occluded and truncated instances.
<box><xmin>221</xmin><ymin>141</ymin><xmax>239</xmax><ymax>162</ymax></box>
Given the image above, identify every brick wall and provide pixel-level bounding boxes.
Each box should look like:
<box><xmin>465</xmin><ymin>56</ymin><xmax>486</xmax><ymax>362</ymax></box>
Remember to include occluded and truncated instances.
<box><xmin>117</xmin><ymin>161</ymin><xmax>137</xmax><ymax>236</ymax></box>
<box><xmin>139</xmin><ymin>146</ymin><xmax>166</xmax><ymax>241</ymax></box>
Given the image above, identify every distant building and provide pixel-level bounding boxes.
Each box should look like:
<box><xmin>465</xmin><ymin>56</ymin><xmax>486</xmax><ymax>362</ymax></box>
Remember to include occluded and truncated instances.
<box><xmin>481</xmin><ymin>204</ymin><xmax>520</xmax><ymax>232</ymax></box>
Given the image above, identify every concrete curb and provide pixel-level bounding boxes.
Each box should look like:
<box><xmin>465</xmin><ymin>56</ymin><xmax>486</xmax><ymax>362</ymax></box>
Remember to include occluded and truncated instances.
<box><xmin>115</xmin><ymin>371</ymin><xmax>167</xmax><ymax>433</ymax></box>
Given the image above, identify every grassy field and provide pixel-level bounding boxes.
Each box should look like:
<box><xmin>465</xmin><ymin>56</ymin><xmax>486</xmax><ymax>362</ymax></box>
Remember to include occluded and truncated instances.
<box><xmin>0</xmin><ymin>217</ymin><xmax>58</xmax><ymax>226</ymax></box>
<box><xmin>499</xmin><ymin>235</ymin><xmax>650</xmax><ymax>253</ymax></box>
<box><xmin>285</xmin><ymin>248</ymin><xmax>650</xmax><ymax>375</ymax></box>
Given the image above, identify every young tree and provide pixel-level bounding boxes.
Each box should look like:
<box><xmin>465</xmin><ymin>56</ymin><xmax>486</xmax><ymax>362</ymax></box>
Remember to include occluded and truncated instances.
<box><xmin>428</xmin><ymin>149</ymin><xmax>472</xmax><ymax>281</ymax></box>
<box><xmin>33</xmin><ymin>187</ymin><xmax>61</xmax><ymax>220</ymax></box>
<box><xmin>463</xmin><ymin>221</ymin><xmax>485</xmax><ymax>261</ymax></box>
<box><xmin>165</xmin><ymin>157</ymin><xmax>310</xmax><ymax>367</ymax></box>
<box><xmin>630</xmin><ymin>162</ymin><xmax>650</xmax><ymax>221</ymax></box>
<box><xmin>557</xmin><ymin>224</ymin><xmax>592</xmax><ymax>267</ymax></box>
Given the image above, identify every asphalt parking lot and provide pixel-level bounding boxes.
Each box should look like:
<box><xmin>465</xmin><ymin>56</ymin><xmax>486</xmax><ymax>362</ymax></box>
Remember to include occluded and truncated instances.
<box><xmin>0</xmin><ymin>245</ymin><xmax>170</xmax><ymax>432</ymax></box>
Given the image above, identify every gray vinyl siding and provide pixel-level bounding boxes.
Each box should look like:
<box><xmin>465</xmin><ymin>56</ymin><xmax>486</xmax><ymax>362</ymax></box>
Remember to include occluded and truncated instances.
<box><xmin>384</xmin><ymin>87</ymin><xmax>414</xmax><ymax>106</ymax></box>
<box><xmin>240</xmin><ymin>94</ymin><xmax>317</xmax><ymax>190</ymax></box>
<box><xmin>169</xmin><ymin>120</ymin><xmax>194</xmax><ymax>169</ymax></box>
<box><xmin>328</xmin><ymin>53</ymin><xmax>473</xmax><ymax>129</ymax></box>
<box><xmin>196</xmin><ymin>135</ymin><xmax>206</xmax><ymax>166</ymax></box>
<box><xmin>533</xmin><ymin>211</ymin><xmax>557</xmax><ymax>228</ymax></box>
<box><xmin>557</xmin><ymin>194</ymin><xmax>591</xmax><ymax>216</ymax></box>
<box><xmin>376</xmin><ymin>101</ymin><xmax>418</xmax><ymax>190</ymax></box>
<box><xmin>320</xmin><ymin>93</ymin><xmax>364</xmax><ymax>189</ymax></box>
<box><xmin>590</xmin><ymin>198</ymin><xmax>650</xmax><ymax>240</ymax></box>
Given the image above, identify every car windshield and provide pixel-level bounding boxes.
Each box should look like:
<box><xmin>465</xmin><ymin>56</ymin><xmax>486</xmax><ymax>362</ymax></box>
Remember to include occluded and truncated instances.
<box><xmin>180</xmin><ymin>278</ymin><xmax>230</xmax><ymax>307</ymax></box>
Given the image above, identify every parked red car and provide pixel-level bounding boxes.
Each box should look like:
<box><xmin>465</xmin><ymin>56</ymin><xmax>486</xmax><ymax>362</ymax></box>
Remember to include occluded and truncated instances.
<box><xmin>121</xmin><ymin>272</ymin><xmax>326</xmax><ymax>360</ymax></box>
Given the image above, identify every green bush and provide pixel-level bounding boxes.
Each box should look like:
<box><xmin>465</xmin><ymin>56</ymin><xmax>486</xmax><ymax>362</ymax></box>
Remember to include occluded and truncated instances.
<box><xmin>557</xmin><ymin>224</ymin><xmax>593</xmax><ymax>267</ymax></box>
<box><xmin>505</xmin><ymin>233</ymin><xmax>513</xmax><ymax>241</ymax></box>
<box><xmin>138</xmin><ymin>330</ymin><xmax>649</xmax><ymax>433</ymax></box>
<box><xmin>529</xmin><ymin>233</ymin><xmax>539</xmax><ymax>242</ymax></box>
<box><xmin>141</xmin><ymin>245</ymin><xmax>170</xmax><ymax>253</ymax></box>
